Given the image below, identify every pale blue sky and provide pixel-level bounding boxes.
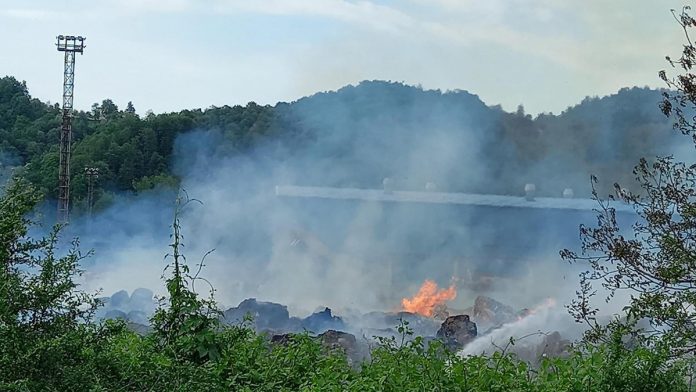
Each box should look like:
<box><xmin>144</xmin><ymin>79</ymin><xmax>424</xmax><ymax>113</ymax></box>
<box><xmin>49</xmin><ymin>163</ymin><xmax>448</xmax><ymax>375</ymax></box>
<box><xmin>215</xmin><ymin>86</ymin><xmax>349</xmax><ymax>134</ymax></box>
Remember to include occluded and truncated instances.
<box><xmin>0</xmin><ymin>0</ymin><xmax>686</xmax><ymax>115</ymax></box>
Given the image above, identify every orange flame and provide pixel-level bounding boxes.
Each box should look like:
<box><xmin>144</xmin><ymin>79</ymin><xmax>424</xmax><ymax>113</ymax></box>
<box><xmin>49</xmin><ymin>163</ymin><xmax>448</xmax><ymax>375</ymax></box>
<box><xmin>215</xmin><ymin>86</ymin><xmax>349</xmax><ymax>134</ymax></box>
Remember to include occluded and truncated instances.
<box><xmin>402</xmin><ymin>280</ymin><xmax>457</xmax><ymax>317</ymax></box>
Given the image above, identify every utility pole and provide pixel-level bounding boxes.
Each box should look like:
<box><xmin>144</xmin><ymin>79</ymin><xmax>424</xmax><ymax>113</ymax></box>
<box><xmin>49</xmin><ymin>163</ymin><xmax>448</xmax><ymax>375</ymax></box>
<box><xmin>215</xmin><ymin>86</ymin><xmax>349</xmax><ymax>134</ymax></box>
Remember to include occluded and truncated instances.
<box><xmin>56</xmin><ymin>35</ymin><xmax>86</xmax><ymax>223</ymax></box>
<box><xmin>84</xmin><ymin>167</ymin><xmax>99</xmax><ymax>217</ymax></box>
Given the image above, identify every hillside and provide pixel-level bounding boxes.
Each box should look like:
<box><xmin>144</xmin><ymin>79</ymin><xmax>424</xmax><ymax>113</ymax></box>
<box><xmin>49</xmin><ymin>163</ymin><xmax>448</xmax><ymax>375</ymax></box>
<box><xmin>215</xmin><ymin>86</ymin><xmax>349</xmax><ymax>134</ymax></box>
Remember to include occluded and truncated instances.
<box><xmin>0</xmin><ymin>76</ymin><xmax>676</xmax><ymax>213</ymax></box>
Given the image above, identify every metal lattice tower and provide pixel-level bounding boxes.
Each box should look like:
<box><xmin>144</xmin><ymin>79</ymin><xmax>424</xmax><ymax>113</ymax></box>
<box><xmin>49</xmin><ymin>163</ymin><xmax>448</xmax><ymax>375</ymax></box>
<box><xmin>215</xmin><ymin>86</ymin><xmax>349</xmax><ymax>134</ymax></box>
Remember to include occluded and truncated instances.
<box><xmin>56</xmin><ymin>35</ymin><xmax>86</xmax><ymax>223</ymax></box>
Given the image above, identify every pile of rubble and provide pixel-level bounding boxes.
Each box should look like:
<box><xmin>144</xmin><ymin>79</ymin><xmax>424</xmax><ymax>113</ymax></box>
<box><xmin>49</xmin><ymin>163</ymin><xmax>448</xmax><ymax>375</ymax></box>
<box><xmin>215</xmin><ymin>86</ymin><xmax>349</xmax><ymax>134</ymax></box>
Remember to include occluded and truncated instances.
<box><xmin>436</xmin><ymin>314</ymin><xmax>478</xmax><ymax>350</ymax></box>
<box><xmin>222</xmin><ymin>298</ymin><xmax>346</xmax><ymax>334</ymax></box>
<box><xmin>95</xmin><ymin>291</ymin><xmax>570</xmax><ymax>365</ymax></box>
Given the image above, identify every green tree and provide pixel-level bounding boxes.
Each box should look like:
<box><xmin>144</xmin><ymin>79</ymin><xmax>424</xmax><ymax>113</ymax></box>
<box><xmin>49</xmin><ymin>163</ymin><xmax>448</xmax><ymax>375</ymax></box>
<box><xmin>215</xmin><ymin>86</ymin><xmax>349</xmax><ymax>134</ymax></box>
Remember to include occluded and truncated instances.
<box><xmin>125</xmin><ymin>100</ymin><xmax>136</xmax><ymax>115</ymax></box>
<box><xmin>0</xmin><ymin>178</ymin><xmax>111</xmax><ymax>389</ymax></box>
<box><xmin>562</xmin><ymin>6</ymin><xmax>696</xmax><ymax>355</ymax></box>
<box><xmin>100</xmin><ymin>99</ymin><xmax>119</xmax><ymax>118</ymax></box>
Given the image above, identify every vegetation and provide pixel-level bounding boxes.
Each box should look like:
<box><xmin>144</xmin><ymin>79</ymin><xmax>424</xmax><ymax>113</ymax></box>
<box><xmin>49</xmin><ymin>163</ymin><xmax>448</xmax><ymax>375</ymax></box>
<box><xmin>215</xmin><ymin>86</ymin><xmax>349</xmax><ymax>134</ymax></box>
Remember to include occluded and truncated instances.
<box><xmin>0</xmin><ymin>67</ymin><xmax>680</xmax><ymax>215</ymax></box>
<box><xmin>0</xmin><ymin>178</ymin><xmax>690</xmax><ymax>391</ymax></box>
<box><xmin>0</xmin><ymin>80</ymin><xmax>280</xmax><ymax>213</ymax></box>
<box><xmin>562</xmin><ymin>6</ymin><xmax>696</xmax><ymax>357</ymax></box>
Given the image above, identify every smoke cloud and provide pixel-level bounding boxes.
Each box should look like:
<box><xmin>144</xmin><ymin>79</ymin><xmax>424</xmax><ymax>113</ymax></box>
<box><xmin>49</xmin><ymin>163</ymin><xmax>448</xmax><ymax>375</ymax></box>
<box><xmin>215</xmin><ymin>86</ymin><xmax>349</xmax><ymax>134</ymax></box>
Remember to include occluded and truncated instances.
<box><xmin>47</xmin><ymin>82</ymin><xmax>680</xmax><ymax>341</ymax></box>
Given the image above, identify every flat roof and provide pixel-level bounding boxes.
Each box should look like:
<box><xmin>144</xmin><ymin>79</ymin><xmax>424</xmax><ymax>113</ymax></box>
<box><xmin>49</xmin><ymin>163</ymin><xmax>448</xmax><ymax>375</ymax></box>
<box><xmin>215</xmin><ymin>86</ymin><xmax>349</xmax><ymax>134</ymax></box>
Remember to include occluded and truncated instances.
<box><xmin>275</xmin><ymin>185</ymin><xmax>634</xmax><ymax>213</ymax></box>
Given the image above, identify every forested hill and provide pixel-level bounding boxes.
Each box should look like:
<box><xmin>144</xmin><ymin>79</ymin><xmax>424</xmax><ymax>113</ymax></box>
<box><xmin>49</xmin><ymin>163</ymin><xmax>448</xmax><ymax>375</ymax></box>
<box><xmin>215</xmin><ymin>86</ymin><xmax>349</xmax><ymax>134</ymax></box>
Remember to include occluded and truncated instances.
<box><xmin>0</xmin><ymin>76</ymin><xmax>677</xmax><ymax>213</ymax></box>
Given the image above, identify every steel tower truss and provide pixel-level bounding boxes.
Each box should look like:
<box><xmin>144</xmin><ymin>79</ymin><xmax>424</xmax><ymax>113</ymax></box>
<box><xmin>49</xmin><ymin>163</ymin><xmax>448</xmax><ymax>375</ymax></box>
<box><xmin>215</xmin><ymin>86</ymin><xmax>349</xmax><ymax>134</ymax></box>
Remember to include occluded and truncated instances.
<box><xmin>56</xmin><ymin>35</ymin><xmax>85</xmax><ymax>222</ymax></box>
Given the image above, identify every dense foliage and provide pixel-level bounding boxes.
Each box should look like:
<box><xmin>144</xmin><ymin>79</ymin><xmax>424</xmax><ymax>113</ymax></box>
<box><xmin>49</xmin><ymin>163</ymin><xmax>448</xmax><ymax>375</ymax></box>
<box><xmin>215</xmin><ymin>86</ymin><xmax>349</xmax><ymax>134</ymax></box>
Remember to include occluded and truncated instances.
<box><xmin>0</xmin><ymin>73</ymin><xmax>679</xmax><ymax>216</ymax></box>
<box><xmin>0</xmin><ymin>179</ymin><xmax>690</xmax><ymax>391</ymax></box>
<box><xmin>0</xmin><ymin>78</ymin><xmax>281</xmax><ymax>213</ymax></box>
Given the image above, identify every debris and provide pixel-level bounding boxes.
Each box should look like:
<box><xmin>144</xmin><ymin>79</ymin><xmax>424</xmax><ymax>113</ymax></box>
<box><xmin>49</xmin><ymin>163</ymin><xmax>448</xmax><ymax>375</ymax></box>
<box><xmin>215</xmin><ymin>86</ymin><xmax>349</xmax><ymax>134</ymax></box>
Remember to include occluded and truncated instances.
<box><xmin>436</xmin><ymin>314</ymin><xmax>477</xmax><ymax>349</ymax></box>
<box><xmin>473</xmin><ymin>295</ymin><xmax>516</xmax><ymax>326</ymax></box>
<box><xmin>303</xmin><ymin>307</ymin><xmax>345</xmax><ymax>333</ymax></box>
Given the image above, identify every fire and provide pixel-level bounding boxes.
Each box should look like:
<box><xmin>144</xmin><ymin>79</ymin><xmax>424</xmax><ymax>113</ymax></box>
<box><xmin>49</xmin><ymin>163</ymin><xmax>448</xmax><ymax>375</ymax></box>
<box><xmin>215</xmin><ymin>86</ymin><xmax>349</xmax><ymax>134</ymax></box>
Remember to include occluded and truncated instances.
<box><xmin>402</xmin><ymin>280</ymin><xmax>457</xmax><ymax>317</ymax></box>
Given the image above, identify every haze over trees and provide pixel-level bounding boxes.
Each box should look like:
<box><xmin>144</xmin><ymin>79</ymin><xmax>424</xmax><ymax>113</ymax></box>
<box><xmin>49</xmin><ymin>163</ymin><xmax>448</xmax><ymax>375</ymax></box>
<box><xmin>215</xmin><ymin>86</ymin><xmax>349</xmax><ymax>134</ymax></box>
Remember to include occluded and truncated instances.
<box><xmin>0</xmin><ymin>75</ymin><xmax>679</xmax><ymax>215</ymax></box>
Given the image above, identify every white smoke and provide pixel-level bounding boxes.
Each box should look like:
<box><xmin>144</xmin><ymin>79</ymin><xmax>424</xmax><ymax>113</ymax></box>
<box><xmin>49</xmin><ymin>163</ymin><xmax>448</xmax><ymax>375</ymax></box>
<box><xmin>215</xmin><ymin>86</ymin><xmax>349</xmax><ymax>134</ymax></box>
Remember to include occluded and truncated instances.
<box><xmin>57</xmin><ymin>84</ymin><xmax>665</xmax><ymax>328</ymax></box>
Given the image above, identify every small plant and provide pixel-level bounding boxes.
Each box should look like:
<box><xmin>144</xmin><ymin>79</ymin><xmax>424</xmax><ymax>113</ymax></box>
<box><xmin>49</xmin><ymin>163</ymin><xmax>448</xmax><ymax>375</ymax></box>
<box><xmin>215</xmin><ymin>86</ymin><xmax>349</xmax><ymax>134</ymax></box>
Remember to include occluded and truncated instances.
<box><xmin>150</xmin><ymin>189</ymin><xmax>222</xmax><ymax>364</ymax></box>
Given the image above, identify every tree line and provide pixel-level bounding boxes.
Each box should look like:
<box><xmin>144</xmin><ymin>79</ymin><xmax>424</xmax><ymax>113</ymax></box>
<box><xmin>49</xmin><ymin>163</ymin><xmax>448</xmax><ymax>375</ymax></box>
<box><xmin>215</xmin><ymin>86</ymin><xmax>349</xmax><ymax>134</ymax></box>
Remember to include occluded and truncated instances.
<box><xmin>0</xmin><ymin>75</ymin><xmax>679</xmax><ymax>216</ymax></box>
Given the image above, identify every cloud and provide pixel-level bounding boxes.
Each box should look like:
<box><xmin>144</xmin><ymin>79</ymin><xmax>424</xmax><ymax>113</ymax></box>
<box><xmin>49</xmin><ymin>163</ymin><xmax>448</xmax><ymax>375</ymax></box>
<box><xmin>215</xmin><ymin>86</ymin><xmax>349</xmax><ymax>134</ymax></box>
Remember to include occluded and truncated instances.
<box><xmin>0</xmin><ymin>8</ymin><xmax>66</xmax><ymax>21</ymax></box>
<box><xmin>103</xmin><ymin>0</ymin><xmax>193</xmax><ymax>14</ymax></box>
<box><xmin>210</xmin><ymin>0</ymin><xmax>415</xmax><ymax>34</ymax></box>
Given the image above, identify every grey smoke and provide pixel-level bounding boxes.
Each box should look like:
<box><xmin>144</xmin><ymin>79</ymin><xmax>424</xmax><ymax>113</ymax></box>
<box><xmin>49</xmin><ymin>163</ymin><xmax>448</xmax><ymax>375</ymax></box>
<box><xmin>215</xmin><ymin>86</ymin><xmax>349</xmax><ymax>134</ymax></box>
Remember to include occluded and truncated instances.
<box><xmin>46</xmin><ymin>84</ymin><xmax>680</xmax><ymax>346</ymax></box>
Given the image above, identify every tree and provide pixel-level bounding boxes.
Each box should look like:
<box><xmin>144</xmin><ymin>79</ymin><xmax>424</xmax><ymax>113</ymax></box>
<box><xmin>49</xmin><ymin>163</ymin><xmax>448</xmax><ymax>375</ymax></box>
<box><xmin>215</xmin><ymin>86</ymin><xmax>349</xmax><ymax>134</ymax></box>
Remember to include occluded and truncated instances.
<box><xmin>100</xmin><ymin>99</ymin><xmax>119</xmax><ymax>118</ymax></box>
<box><xmin>562</xmin><ymin>6</ymin><xmax>696</xmax><ymax>355</ymax></box>
<box><xmin>0</xmin><ymin>178</ymin><xmax>109</xmax><ymax>389</ymax></box>
<box><xmin>125</xmin><ymin>101</ymin><xmax>136</xmax><ymax>115</ymax></box>
<box><xmin>516</xmin><ymin>104</ymin><xmax>525</xmax><ymax>117</ymax></box>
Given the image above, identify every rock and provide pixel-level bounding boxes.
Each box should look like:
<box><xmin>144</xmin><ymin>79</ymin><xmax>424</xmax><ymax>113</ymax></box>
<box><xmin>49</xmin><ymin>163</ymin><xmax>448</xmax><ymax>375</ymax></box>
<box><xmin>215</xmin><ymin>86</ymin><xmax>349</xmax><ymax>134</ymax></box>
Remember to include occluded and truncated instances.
<box><xmin>285</xmin><ymin>316</ymin><xmax>304</xmax><ymax>333</ymax></box>
<box><xmin>436</xmin><ymin>314</ymin><xmax>477</xmax><ymax>349</ymax></box>
<box><xmin>535</xmin><ymin>331</ymin><xmax>570</xmax><ymax>359</ymax></box>
<box><xmin>473</xmin><ymin>296</ymin><xmax>516</xmax><ymax>326</ymax></box>
<box><xmin>130</xmin><ymin>288</ymin><xmax>156</xmax><ymax>312</ymax></box>
<box><xmin>270</xmin><ymin>333</ymin><xmax>293</xmax><ymax>345</ymax></box>
<box><xmin>302</xmin><ymin>307</ymin><xmax>345</xmax><ymax>333</ymax></box>
<box><xmin>223</xmin><ymin>298</ymin><xmax>290</xmax><ymax>332</ymax></box>
<box><xmin>110</xmin><ymin>290</ymin><xmax>130</xmax><ymax>308</ymax></box>
<box><xmin>319</xmin><ymin>329</ymin><xmax>357</xmax><ymax>350</ymax></box>
<box><xmin>319</xmin><ymin>330</ymin><xmax>368</xmax><ymax>367</ymax></box>
<box><xmin>433</xmin><ymin>304</ymin><xmax>450</xmax><ymax>320</ymax></box>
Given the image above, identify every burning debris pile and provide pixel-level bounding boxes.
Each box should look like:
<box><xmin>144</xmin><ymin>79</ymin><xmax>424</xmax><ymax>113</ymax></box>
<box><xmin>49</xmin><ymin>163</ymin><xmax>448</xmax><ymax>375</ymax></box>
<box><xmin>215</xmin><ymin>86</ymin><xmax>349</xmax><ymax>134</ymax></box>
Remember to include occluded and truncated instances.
<box><xmin>96</xmin><ymin>283</ymin><xmax>570</xmax><ymax>365</ymax></box>
<box><xmin>399</xmin><ymin>280</ymin><xmax>571</xmax><ymax>361</ymax></box>
<box><xmin>218</xmin><ymin>287</ymin><xmax>569</xmax><ymax>363</ymax></box>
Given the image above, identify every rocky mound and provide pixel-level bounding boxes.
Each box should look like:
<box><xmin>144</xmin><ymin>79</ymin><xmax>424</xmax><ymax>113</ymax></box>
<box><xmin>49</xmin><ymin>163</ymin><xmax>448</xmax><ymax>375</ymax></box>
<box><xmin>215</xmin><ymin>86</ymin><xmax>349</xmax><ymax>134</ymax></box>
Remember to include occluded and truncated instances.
<box><xmin>436</xmin><ymin>315</ymin><xmax>478</xmax><ymax>350</ymax></box>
